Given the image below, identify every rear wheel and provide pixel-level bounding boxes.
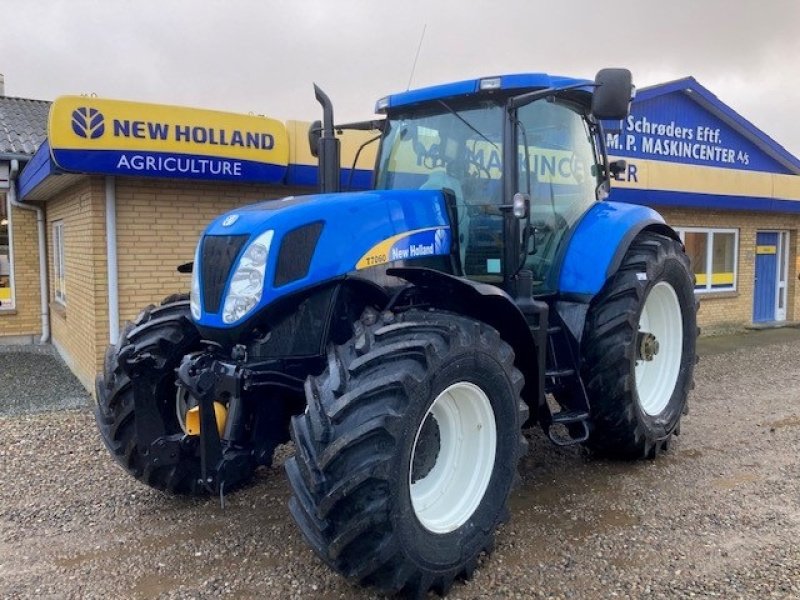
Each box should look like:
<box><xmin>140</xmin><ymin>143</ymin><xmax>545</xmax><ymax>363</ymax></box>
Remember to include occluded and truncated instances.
<box><xmin>582</xmin><ymin>232</ymin><xmax>697</xmax><ymax>458</ymax></box>
<box><xmin>94</xmin><ymin>295</ymin><xmax>254</xmax><ymax>495</ymax></box>
<box><xmin>286</xmin><ymin>309</ymin><xmax>527</xmax><ymax>597</ymax></box>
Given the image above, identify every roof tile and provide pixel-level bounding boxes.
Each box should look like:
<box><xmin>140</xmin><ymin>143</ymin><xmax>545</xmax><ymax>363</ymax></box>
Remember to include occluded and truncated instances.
<box><xmin>0</xmin><ymin>96</ymin><xmax>50</xmax><ymax>156</ymax></box>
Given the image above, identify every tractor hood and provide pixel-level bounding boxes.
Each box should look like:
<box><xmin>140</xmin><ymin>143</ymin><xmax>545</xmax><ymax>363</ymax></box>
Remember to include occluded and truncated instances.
<box><xmin>192</xmin><ymin>189</ymin><xmax>452</xmax><ymax>330</ymax></box>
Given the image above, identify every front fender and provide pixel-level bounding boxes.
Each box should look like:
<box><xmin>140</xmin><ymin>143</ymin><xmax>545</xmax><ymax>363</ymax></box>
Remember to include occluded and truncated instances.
<box><xmin>388</xmin><ymin>267</ymin><xmax>544</xmax><ymax>420</ymax></box>
<box><xmin>558</xmin><ymin>201</ymin><xmax>679</xmax><ymax>298</ymax></box>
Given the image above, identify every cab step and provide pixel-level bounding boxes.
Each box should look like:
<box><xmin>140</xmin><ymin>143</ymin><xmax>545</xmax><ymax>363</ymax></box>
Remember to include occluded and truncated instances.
<box><xmin>547</xmin><ymin>410</ymin><xmax>590</xmax><ymax>446</ymax></box>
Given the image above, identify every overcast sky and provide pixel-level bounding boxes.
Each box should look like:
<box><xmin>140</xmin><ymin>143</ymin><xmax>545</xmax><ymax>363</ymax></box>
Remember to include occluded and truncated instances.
<box><xmin>3</xmin><ymin>0</ymin><xmax>800</xmax><ymax>159</ymax></box>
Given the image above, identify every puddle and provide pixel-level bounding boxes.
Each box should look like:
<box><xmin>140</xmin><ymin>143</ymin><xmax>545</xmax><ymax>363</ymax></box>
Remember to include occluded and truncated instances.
<box><xmin>768</xmin><ymin>416</ymin><xmax>800</xmax><ymax>430</ymax></box>
<box><xmin>568</xmin><ymin>508</ymin><xmax>639</xmax><ymax>536</ymax></box>
<box><xmin>54</xmin><ymin>520</ymin><xmax>228</xmax><ymax>570</ymax></box>
<box><xmin>132</xmin><ymin>574</ymin><xmax>184</xmax><ymax>598</ymax></box>
<box><xmin>500</xmin><ymin>505</ymin><xmax>640</xmax><ymax>566</ymax></box>
<box><xmin>681</xmin><ymin>448</ymin><xmax>703</xmax><ymax>459</ymax></box>
<box><xmin>54</xmin><ymin>550</ymin><xmax>107</xmax><ymax>569</ymax></box>
<box><xmin>712</xmin><ymin>471</ymin><xmax>761</xmax><ymax>490</ymax></box>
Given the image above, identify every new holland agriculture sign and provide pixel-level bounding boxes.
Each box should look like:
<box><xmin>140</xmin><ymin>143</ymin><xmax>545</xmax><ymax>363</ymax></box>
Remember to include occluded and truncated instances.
<box><xmin>48</xmin><ymin>96</ymin><xmax>289</xmax><ymax>183</ymax></box>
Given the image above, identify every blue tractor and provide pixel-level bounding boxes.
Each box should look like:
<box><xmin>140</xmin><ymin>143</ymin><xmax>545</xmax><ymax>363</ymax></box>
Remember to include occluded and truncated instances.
<box><xmin>95</xmin><ymin>69</ymin><xmax>696</xmax><ymax>597</ymax></box>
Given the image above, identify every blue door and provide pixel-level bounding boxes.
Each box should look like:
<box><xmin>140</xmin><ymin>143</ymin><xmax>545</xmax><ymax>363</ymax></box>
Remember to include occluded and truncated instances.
<box><xmin>753</xmin><ymin>232</ymin><xmax>778</xmax><ymax>322</ymax></box>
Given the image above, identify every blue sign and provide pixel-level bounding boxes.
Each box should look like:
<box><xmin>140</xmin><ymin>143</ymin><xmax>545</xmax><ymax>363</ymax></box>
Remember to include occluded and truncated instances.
<box><xmin>605</xmin><ymin>91</ymin><xmax>792</xmax><ymax>174</ymax></box>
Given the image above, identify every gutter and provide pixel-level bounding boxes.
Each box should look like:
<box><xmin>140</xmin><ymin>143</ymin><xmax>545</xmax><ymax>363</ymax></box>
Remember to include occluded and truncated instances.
<box><xmin>0</xmin><ymin>151</ymin><xmax>38</xmax><ymax>162</ymax></box>
<box><xmin>7</xmin><ymin>159</ymin><xmax>50</xmax><ymax>343</ymax></box>
<box><xmin>105</xmin><ymin>176</ymin><xmax>119</xmax><ymax>344</ymax></box>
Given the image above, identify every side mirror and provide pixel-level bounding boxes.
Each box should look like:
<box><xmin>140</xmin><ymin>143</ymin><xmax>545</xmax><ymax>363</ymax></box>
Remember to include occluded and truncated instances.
<box><xmin>308</xmin><ymin>120</ymin><xmax>322</xmax><ymax>158</ymax></box>
<box><xmin>591</xmin><ymin>68</ymin><xmax>635</xmax><ymax>120</ymax></box>
<box><xmin>609</xmin><ymin>159</ymin><xmax>626</xmax><ymax>178</ymax></box>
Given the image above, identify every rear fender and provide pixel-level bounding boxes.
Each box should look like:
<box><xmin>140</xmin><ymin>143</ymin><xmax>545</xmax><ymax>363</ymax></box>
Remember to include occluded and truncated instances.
<box><xmin>558</xmin><ymin>201</ymin><xmax>680</xmax><ymax>300</ymax></box>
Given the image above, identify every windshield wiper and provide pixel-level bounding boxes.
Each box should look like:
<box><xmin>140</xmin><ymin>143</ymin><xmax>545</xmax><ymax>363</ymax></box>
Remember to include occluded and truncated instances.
<box><xmin>437</xmin><ymin>100</ymin><xmax>499</xmax><ymax>150</ymax></box>
<box><xmin>508</xmin><ymin>82</ymin><xmax>591</xmax><ymax>110</ymax></box>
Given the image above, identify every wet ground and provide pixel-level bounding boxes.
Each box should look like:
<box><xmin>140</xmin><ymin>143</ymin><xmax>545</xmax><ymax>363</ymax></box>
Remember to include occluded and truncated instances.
<box><xmin>1</xmin><ymin>327</ymin><xmax>799</xmax><ymax>598</ymax></box>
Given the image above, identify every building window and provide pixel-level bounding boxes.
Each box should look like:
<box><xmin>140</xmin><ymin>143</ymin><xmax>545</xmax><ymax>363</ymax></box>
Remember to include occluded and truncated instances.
<box><xmin>53</xmin><ymin>220</ymin><xmax>66</xmax><ymax>305</ymax></box>
<box><xmin>0</xmin><ymin>200</ymin><xmax>13</xmax><ymax>310</ymax></box>
<box><xmin>677</xmin><ymin>227</ymin><xmax>738</xmax><ymax>293</ymax></box>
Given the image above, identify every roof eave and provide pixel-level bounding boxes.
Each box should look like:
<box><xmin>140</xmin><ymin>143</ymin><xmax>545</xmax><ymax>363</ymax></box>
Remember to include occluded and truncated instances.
<box><xmin>0</xmin><ymin>152</ymin><xmax>34</xmax><ymax>162</ymax></box>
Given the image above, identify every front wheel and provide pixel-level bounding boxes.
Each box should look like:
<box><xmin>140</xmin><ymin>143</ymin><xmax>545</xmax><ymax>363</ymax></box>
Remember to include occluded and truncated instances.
<box><xmin>94</xmin><ymin>295</ymin><xmax>256</xmax><ymax>495</ymax></box>
<box><xmin>285</xmin><ymin>309</ymin><xmax>527</xmax><ymax>597</ymax></box>
<box><xmin>582</xmin><ymin>231</ymin><xmax>697</xmax><ymax>458</ymax></box>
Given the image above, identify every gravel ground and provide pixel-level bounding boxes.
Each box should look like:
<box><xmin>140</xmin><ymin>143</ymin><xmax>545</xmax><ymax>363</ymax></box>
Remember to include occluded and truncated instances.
<box><xmin>0</xmin><ymin>345</ymin><xmax>90</xmax><ymax>416</ymax></box>
<box><xmin>1</xmin><ymin>333</ymin><xmax>800</xmax><ymax>599</ymax></box>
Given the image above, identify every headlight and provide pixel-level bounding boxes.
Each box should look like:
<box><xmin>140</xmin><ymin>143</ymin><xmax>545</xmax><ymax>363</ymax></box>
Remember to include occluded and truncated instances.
<box><xmin>222</xmin><ymin>230</ymin><xmax>274</xmax><ymax>324</ymax></box>
<box><xmin>189</xmin><ymin>242</ymin><xmax>201</xmax><ymax>320</ymax></box>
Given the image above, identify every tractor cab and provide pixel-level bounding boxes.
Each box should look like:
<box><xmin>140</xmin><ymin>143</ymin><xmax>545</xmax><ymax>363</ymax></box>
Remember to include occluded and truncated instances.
<box><xmin>360</xmin><ymin>72</ymin><xmax>632</xmax><ymax>295</ymax></box>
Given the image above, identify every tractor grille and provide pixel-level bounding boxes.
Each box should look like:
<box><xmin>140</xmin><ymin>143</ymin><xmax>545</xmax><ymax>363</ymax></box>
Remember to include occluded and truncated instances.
<box><xmin>201</xmin><ymin>234</ymin><xmax>249</xmax><ymax>314</ymax></box>
<box><xmin>274</xmin><ymin>221</ymin><xmax>324</xmax><ymax>287</ymax></box>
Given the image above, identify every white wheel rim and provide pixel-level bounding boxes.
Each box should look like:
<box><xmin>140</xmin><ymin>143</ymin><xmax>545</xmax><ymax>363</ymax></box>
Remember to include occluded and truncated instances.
<box><xmin>409</xmin><ymin>381</ymin><xmax>497</xmax><ymax>534</ymax></box>
<box><xmin>635</xmin><ymin>281</ymin><xmax>683</xmax><ymax>416</ymax></box>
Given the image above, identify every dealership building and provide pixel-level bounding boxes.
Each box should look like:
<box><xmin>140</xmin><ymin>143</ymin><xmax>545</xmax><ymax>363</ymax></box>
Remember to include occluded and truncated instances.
<box><xmin>1</xmin><ymin>74</ymin><xmax>799</xmax><ymax>393</ymax></box>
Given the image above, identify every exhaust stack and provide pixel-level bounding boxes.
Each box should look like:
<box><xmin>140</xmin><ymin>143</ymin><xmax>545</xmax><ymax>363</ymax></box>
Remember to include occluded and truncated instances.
<box><xmin>313</xmin><ymin>84</ymin><xmax>340</xmax><ymax>194</ymax></box>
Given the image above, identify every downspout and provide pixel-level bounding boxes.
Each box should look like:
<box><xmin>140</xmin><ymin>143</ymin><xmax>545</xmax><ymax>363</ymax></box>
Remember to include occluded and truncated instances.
<box><xmin>105</xmin><ymin>176</ymin><xmax>119</xmax><ymax>345</ymax></box>
<box><xmin>7</xmin><ymin>159</ymin><xmax>50</xmax><ymax>343</ymax></box>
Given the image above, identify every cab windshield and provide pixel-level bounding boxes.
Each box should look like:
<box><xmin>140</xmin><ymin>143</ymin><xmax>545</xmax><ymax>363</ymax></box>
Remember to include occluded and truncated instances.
<box><xmin>375</xmin><ymin>101</ymin><xmax>505</xmax><ymax>281</ymax></box>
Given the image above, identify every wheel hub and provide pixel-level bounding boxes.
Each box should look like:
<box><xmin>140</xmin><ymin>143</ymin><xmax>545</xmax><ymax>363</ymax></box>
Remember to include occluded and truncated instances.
<box><xmin>637</xmin><ymin>331</ymin><xmax>660</xmax><ymax>362</ymax></box>
<box><xmin>411</xmin><ymin>414</ymin><xmax>441</xmax><ymax>483</ymax></box>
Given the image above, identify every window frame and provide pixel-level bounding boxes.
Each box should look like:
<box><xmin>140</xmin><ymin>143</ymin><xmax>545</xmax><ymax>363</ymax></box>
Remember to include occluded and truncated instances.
<box><xmin>676</xmin><ymin>227</ymin><xmax>739</xmax><ymax>294</ymax></box>
<box><xmin>0</xmin><ymin>198</ymin><xmax>16</xmax><ymax>312</ymax></box>
<box><xmin>53</xmin><ymin>220</ymin><xmax>66</xmax><ymax>306</ymax></box>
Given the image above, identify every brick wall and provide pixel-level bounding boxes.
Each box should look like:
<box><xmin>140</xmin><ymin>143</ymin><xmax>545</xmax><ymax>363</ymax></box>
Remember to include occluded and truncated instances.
<box><xmin>46</xmin><ymin>177</ymin><xmax>108</xmax><ymax>392</ymax></box>
<box><xmin>0</xmin><ymin>192</ymin><xmax>43</xmax><ymax>342</ymax></box>
<box><xmin>113</xmin><ymin>177</ymin><xmax>307</xmax><ymax>324</ymax></box>
<box><xmin>658</xmin><ymin>206</ymin><xmax>800</xmax><ymax>333</ymax></box>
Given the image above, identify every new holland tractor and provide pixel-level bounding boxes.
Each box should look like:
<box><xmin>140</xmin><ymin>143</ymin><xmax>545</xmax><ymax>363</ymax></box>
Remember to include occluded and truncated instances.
<box><xmin>95</xmin><ymin>68</ymin><xmax>697</xmax><ymax>597</ymax></box>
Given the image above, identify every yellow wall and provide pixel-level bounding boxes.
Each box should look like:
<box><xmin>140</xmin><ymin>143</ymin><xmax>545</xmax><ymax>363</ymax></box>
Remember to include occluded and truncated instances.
<box><xmin>0</xmin><ymin>192</ymin><xmax>43</xmax><ymax>342</ymax></box>
<box><xmin>113</xmin><ymin>177</ymin><xmax>307</xmax><ymax>324</ymax></box>
<box><xmin>46</xmin><ymin>178</ymin><xmax>108</xmax><ymax>392</ymax></box>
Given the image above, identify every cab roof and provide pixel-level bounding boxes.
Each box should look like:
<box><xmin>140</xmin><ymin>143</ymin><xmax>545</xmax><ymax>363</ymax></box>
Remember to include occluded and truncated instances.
<box><xmin>376</xmin><ymin>73</ymin><xmax>590</xmax><ymax>113</ymax></box>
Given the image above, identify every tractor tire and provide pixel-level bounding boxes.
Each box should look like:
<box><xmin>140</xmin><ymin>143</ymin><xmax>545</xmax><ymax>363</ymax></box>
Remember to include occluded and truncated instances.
<box><xmin>582</xmin><ymin>231</ymin><xmax>697</xmax><ymax>459</ymax></box>
<box><xmin>285</xmin><ymin>309</ymin><xmax>527</xmax><ymax>598</ymax></box>
<box><xmin>94</xmin><ymin>295</ymin><xmax>253</xmax><ymax>495</ymax></box>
